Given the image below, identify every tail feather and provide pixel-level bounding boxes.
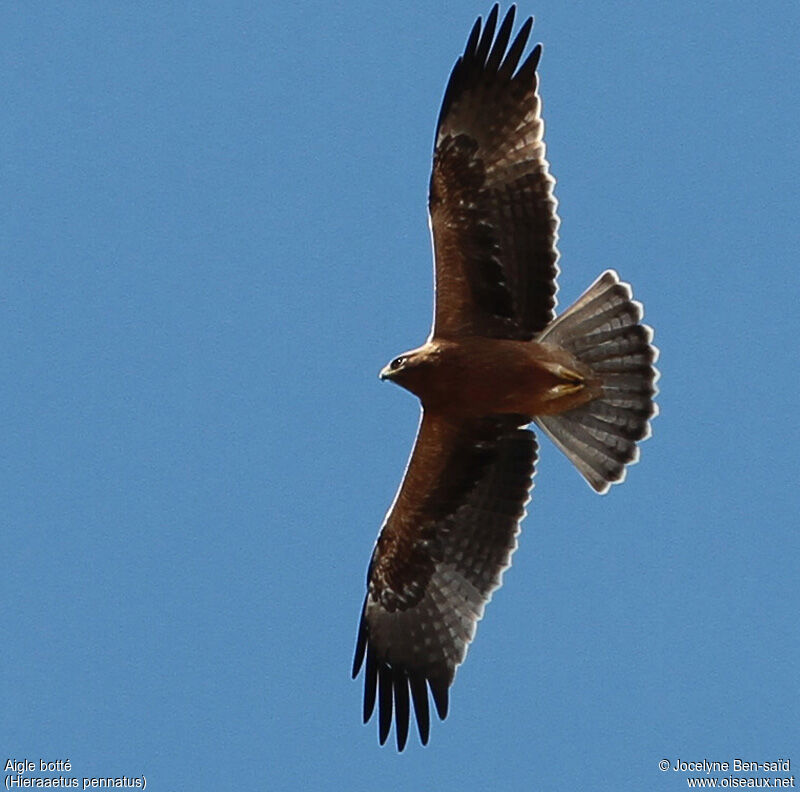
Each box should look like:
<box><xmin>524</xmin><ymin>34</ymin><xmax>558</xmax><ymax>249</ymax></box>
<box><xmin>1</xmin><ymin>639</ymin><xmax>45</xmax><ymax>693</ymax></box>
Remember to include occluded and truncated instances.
<box><xmin>536</xmin><ymin>270</ymin><xmax>658</xmax><ymax>493</ymax></box>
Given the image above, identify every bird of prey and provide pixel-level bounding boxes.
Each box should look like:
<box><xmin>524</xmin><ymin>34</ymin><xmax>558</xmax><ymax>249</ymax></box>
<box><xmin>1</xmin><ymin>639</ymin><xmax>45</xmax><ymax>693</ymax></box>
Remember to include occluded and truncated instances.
<box><xmin>352</xmin><ymin>5</ymin><xmax>658</xmax><ymax>751</ymax></box>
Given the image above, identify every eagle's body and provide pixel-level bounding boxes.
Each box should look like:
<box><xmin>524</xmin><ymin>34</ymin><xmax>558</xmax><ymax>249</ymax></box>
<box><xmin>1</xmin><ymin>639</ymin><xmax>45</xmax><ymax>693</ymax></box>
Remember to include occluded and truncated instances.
<box><xmin>382</xmin><ymin>338</ymin><xmax>600</xmax><ymax>417</ymax></box>
<box><xmin>353</xmin><ymin>5</ymin><xmax>659</xmax><ymax>751</ymax></box>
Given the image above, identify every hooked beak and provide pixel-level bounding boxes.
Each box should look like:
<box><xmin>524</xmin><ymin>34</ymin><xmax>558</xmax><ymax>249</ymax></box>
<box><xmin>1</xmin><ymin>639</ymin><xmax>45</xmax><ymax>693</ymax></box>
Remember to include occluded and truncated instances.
<box><xmin>379</xmin><ymin>365</ymin><xmax>393</xmax><ymax>381</ymax></box>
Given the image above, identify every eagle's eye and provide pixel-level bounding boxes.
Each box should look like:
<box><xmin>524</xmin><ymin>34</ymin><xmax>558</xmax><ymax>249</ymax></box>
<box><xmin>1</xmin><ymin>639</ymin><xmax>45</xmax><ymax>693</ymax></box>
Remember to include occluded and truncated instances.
<box><xmin>390</xmin><ymin>356</ymin><xmax>406</xmax><ymax>370</ymax></box>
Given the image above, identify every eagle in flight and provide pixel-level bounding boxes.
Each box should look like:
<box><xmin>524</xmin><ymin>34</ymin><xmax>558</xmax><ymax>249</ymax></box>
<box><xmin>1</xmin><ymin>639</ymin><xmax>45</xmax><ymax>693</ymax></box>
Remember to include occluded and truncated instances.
<box><xmin>352</xmin><ymin>5</ymin><xmax>658</xmax><ymax>750</ymax></box>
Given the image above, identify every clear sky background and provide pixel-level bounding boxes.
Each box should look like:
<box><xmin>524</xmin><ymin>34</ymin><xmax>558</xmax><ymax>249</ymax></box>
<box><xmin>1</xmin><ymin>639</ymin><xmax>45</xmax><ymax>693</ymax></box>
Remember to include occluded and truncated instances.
<box><xmin>3</xmin><ymin>2</ymin><xmax>799</xmax><ymax>790</ymax></box>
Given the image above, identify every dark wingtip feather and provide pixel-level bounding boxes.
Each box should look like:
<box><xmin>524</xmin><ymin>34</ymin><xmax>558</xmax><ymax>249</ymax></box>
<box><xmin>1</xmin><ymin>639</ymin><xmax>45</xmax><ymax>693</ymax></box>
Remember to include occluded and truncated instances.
<box><xmin>475</xmin><ymin>4</ymin><xmax>499</xmax><ymax>65</ymax></box>
<box><xmin>352</xmin><ymin>605</ymin><xmax>367</xmax><ymax>678</ymax></box>
<box><xmin>362</xmin><ymin>648</ymin><xmax>378</xmax><ymax>723</ymax></box>
<box><xmin>499</xmin><ymin>15</ymin><xmax>533</xmax><ymax>78</ymax></box>
<box><xmin>436</xmin><ymin>56</ymin><xmax>462</xmax><ymax>136</ymax></box>
<box><xmin>464</xmin><ymin>14</ymin><xmax>481</xmax><ymax>59</ymax></box>
<box><xmin>429</xmin><ymin>677</ymin><xmax>450</xmax><ymax>721</ymax></box>
<box><xmin>378</xmin><ymin>665</ymin><xmax>393</xmax><ymax>745</ymax></box>
<box><xmin>485</xmin><ymin>5</ymin><xmax>516</xmax><ymax>72</ymax></box>
<box><xmin>409</xmin><ymin>674</ymin><xmax>430</xmax><ymax>746</ymax></box>
<box><xmin>393</xmin><ymin>670</ymin><xmax>410</xmax><ymax>752</ymax></box>
<box><xmin>515</xmin><ymin>41</ymin><xmax>542</xmax><ymax>86</ymax></box>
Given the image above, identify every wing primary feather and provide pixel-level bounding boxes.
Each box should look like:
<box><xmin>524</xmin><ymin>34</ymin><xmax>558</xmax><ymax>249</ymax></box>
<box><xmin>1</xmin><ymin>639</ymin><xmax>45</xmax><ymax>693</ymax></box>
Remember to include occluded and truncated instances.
<box><xmin>464</xmin><ymin>15</ymin><xmax>481</xmax><ymax>59</ymax></box>
<box><xmin>499</xmin><ymin>15</ymin><xmax>532</xmax><ymax>78</ymax></box>
<box><xmin>485</xmin><ymin>5</ymin><xmax>515</xmax><ymax>73</ymax></box>
<box><xmin>378</xmin><ymin>664</ymin><xmax>393</xmax><ymax>745</ymax></box>
<box><xmin>393</xmin><ymin>669</ymin><xmax>410</xmax><ymax>752</ymax></box>
<box><xmin>429</xmin><ymin>677</ymin><xmax>450</xmax><ymax>721</ymax></box>
<box><xmin>351</xmin><ymin>604</ymin><xmax>367</xmax><ymax>678</ymax></box>
<box><xmin>363</xmin><ymin>647</ymin><xmax>378</xmax><ymax>723</ymax></box>
<box><xmin>409</xmin><ymin>674</ymin><xmax>430</xmax><ymax>746</ymax></box>
<box><xmin>475</xmin><ymin>4</ymin><xmax>499</xmax><ymax>66</ymax></box>
<box><xmin>435</xmin><ymin>58</ymin><xmax>463</xmax><ymax>139</ymax></box>
<box><xmin>514</xmin><ymin>41</ymin><xmax>542</xmax><ymax>87</ymax></box>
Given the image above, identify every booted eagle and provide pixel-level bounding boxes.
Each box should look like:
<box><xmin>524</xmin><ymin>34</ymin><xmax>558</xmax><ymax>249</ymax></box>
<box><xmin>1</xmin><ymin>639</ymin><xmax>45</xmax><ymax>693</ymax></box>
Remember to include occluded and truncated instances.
<box><xmin>352</xmin><ymin>5</ymin><xmax>658</xmax><ymax>751</ymax></box>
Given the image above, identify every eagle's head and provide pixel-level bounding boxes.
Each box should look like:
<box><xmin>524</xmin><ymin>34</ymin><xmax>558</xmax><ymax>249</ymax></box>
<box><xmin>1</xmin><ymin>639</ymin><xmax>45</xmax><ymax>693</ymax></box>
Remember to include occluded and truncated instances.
<box><xmin>379</xmin><ymin>343</ymin><xmax>441</xmax><ymax>398</ymax></box>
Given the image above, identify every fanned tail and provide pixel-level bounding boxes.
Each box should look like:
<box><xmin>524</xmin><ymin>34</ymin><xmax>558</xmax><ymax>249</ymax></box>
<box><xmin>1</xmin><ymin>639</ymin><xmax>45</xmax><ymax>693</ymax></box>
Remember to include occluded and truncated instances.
<box><xmin>535</xmin><ymin>270</ymin><xmax>659</xmax><ymax>493</ymax></box>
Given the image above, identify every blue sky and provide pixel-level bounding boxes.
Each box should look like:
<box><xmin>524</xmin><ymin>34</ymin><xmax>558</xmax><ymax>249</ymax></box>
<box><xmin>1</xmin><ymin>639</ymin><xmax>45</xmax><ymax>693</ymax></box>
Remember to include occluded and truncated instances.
<box><xmin>3</xmin><ymin>1</ymin><xmax>798</xmax><ymax>789</ymax></box>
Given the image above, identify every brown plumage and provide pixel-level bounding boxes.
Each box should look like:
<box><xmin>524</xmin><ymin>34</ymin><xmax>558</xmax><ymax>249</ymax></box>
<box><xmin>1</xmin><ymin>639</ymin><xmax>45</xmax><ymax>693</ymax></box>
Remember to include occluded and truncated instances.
<box><xmin>352</xmin><ymin>5</ymin><xmax>659</xmax><ymax>750</ymax></box>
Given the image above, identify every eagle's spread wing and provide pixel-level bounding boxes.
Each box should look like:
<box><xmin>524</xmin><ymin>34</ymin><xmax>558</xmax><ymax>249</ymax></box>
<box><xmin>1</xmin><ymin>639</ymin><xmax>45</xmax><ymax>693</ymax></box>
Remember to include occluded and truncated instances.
<box><xmin>429</xmin><ymin>5</ymin><xmax>559</xmax><ymax>340</ymax></box>
<box><xmin>352</xmin><ymin>412</ymin><xmax>537</xmax><ymax>750</ymax></box>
